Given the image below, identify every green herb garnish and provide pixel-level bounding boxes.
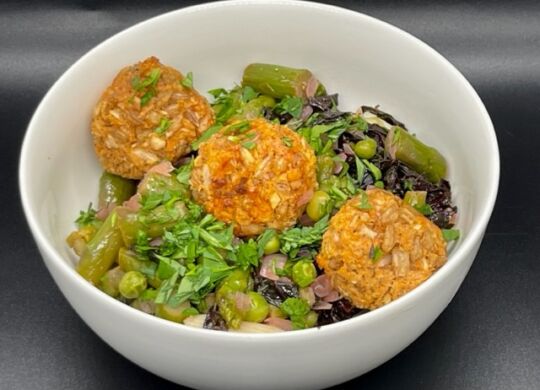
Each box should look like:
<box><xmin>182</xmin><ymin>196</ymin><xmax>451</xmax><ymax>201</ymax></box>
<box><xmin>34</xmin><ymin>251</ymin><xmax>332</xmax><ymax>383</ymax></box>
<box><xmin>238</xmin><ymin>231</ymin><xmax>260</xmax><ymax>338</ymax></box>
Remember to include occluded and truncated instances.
<box><xmin>132</xmin><ymin>68</ymin><xmax>161</xmax><ymax>106</ymax></box>
<box><xmin>356</xmin><ymin>190</ymin><xmax>371</xmax><ymax>210</ymax></box>
<box><xmin>155</xmin><ymin>117</ymin><xmax>171</xmax><ymax>134</ymax></box>
<box><xmin>242</xmin><ymin>140</ymin><xmax>256</xmax><ymax>150</ymax></box>
<box><xmin>181</xmin><ymin>71</ymin><xmax>193</xmax><ymax>88</ymax></box>
<box><xmin>362</xmin><ymin>159</ymin><xmax>382</xmax><ymax>181</ymax></box>
<box><xmin>370</xmin><ymin>245</ymin><xmax>383</xmax><ymax>262</ymax></box>
<box><xmin>140</xmin><ymin>89</ymin><xmax>156</xmax><ymax>107</ymax></box>
<box><xmin>241</xmin><ymin>86</ymin><xmax>258</xmax><ymax>103</ymax></box>
<box><xmin>354</xmin><ymin>155</ymin><xmax>365</xmax><ymax>183</ymax></box>
<box><xmin>235</xmin><ymin>239</ymin><xmax>259</xmax><ymax>270</ymax></box>
<box><xmin>224</xmin><ymin>120</ymin><xmax>250</xmax><ymax>134</ymax></box>
<box><xmin>280</xmin><ymin>297</ymin><xmax>311</xmax><ymax>329</ymax></box>
<box><xmin>275</xmin><ymin>96</ymin><xmax>303</xmax><ymax>118</ymax></box>
<box><xmin>75</xmin><ymin>203</ymin><xmax>97</xmax><ymax>228</ymax></box>
<box><xmin>175</xmin><ymin>160</ymin><xmax>193</xmax><ymax>185</ymax></box>
<box><xmin>282</xmin><ymin>137</ymin><xmax>293</xmax><ymax>147</ymax></box>
<box><xmin>414</xmin><ymin>203</ymin><xmax>433</xmax><ymax>216</ymax></box>
<box><xmin>132</xmin><ymin>68</ymin><xmax>161</xmax><ymax>91</ymax></box>
<box><xmin>442</xmin><ymin>228</ymin><xmax>460</xmax><ymax>242</ymax></box>
<box><xmin>280</xmin><ymin>215</ymin><xmax>329</xmax><ymax>254</ymax></box>
<box><xmin>208</xmin><ymin>88</ymin><xmax>227</xmax><ymax>98</ymax></box>
<box><xmin>191</xmin><ymin>123</ymin><xmax>223</xmax><ymax>150</ymax></box>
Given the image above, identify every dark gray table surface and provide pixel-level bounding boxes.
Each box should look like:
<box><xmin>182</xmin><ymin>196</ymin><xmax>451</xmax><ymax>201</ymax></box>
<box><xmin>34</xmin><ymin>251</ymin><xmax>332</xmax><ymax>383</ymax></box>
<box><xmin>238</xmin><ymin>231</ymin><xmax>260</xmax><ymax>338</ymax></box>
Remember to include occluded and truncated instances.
<box><xmin>1</xmin><ymin>1</ymin><xmax>539</xmax><ymax>389</ymax></box>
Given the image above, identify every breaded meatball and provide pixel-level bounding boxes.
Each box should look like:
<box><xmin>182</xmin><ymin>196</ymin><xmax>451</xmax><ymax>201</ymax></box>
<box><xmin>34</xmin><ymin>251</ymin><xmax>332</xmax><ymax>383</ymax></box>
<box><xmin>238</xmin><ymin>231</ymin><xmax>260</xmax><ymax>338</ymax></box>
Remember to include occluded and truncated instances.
<box><xmin>317</xmin><ymin>188</ymin><xmax>447</xmax><ymax>309</ymax></box>
<box><xmin>91</xmin><ymin>56</ymin><xmax>214</xmax><ymax>179</ymax></box>
<box><xmin>190</xmin><ymin>118</ymin><xmax>317</xmax><ymax>236</ymax></box>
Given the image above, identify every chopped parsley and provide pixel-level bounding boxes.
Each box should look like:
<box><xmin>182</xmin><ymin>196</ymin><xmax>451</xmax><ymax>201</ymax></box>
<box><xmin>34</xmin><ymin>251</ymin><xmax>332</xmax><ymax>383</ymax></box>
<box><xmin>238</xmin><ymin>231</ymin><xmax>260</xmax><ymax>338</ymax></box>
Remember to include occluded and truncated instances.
<box><xmin>280</xmin><ymin>297</ymin><xmax>311</xmax><ymax>329</ymax></box>
<box><xmin>242</xmin><ymin>140</ymin><xmax>256</xmax><ymax>150</ymax></box>
<box><xmin>234</xmin><ymin>239</ymin><xmax>259</xmax><ymax>270</ymax></box>
<box><xmin>370</xmin><ymin>245</ymin><xmax>384</xmax><ymax>262</ymax></box>
<box><xmin>131</xmin><ymin>68</ymin><xmax>161</xmax><ymax>107</ymax></box>
<box><xmin>354</xmin><ymin>155</ymin><xmax>365</xmax><ymax>183</ymax></box>
<box><xmin>175</xmin><ymin>160</ymin><xmax>193</xmax><ymax>185</ymax></box>
<box><xmin>208</xmin><ymin>88</ymin><xmax>227</xmax><ymax>98</ymax></box>
<box><xmin>256</xmin><ymin>229</ymin><xmax>277</xmax><ymax>256</ymax></box>
<box><xmin>280</xmin><ymin>215</ymin><xmax>329</xmax><ymax>254</ymax></box>
<box><xmin>131</xmin><ymin>68</ymin><xmax>161</xmax><ymax>91</ymax></box>
<box><xmin>241</xmin><ymin>86</ymin><xmax>258</xmax><ymax>103</ymax></box>
<box><xmin>140</xmin><ymin>90</ymin><xmax>155</xmax><ymax>106</ymax></box>
<box><xmin>275</xmin><ymin>96</ymin><xmax>303</xmax><ymax>118</ymax></box>
<box><xmin>75</xmin><ymin>203</ymin><xmax>97</xmax><ymax>228</ymax></box>
<box><xmin>154</xmin><ymin>117</ymin><xmax>171</xmax><ymax>134</ymax></box>
<box><xmin>281</xmin><ymin>137</ymin><xmax>293</xmax><ymax>147</ymax></box>
<box><xmin>356</xmin><ymin>190</ymin><xmax>371</xmax><ymax>210</ymax></box>
<box><xmin>362</xmin><ymin>159</ymin><xmax>382</xmax><ymax>181</ymax></box>
<box><xmin>181</xmin><ymin>71</ymin><xmax>193</xmax><ymax>88</ymax></box>
<box><xmin>414</xmin><ymin>203</ymin><xmax>434</xmax><ymax>216</ymax></box>
<box><xmin>442</xmin><ymin>228</ymin><xmax>460</xmax><ymax>242</ymax></box>
<box><xmin>224</xmin><ymin>120</ymin><xmax>250</xmax><ymax>135</ymax></box>
<box><xmin>191</xmin><ymin>123</ymin><xmax>223</xmax><ymax>150</ymax></box>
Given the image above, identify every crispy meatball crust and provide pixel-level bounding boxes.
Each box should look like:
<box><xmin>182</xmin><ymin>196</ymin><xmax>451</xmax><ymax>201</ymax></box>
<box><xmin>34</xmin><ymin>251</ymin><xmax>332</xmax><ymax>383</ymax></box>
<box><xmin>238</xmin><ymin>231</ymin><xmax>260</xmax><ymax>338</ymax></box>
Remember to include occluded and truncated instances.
<box><xmin>190</xmin><ymin>118</ymin><xmax>317</xmax><ymax>236</ymax></box>
<box><xmin>91</xmin><ymin>56</ymin><xmax>214</xmax><ymax>179</ymax></box>
<box><xmin>317</xmin><ymin>188</ymin><xmax>447</xmax><ymax>310</ymax></box>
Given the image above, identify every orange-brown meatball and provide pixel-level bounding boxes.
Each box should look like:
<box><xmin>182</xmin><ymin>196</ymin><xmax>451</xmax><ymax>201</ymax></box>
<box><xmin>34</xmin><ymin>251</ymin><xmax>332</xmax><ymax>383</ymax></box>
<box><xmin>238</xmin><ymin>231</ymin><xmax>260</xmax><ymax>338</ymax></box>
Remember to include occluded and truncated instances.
<box><xmin>91</xmin><ymin>56</ymin><xmax>214</xmax><ymax>179</ymax></box>
<box><xmin>190</xmin><ymin>118</ymin><xmax>317</xmax><ymax>236</ymax></box>
<box><xmin>317</xmin><ymin>188</ymin><xmax>447</xmax><ymax>309</ymax></box>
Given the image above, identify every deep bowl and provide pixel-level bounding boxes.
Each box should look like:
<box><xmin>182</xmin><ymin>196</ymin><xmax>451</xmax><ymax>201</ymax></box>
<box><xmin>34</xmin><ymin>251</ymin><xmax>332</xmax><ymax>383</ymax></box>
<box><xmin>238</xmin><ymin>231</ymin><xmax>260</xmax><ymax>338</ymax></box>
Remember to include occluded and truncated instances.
<box><xmin>19</xmin><ymin>1</ymin><xmax>499</xmax><ymax>389</ymax></box>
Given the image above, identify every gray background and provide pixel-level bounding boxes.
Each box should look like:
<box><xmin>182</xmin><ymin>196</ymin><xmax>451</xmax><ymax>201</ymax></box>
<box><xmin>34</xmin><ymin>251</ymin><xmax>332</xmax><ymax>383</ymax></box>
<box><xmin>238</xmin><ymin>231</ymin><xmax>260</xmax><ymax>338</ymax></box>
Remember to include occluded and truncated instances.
<box><xmin>1</xmin><ymin>1</ymin><xmax>539</xmax><ymax>389</ymax></box>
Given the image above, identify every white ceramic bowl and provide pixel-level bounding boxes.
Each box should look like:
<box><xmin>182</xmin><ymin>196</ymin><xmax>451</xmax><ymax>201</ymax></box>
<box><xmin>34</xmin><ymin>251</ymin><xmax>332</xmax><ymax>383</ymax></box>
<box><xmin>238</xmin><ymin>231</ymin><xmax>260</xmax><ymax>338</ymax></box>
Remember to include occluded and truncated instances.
<box><xmin>19</xmin><ymin>1</ymin><xmax>499</xmax><ymax>389</ymax></box>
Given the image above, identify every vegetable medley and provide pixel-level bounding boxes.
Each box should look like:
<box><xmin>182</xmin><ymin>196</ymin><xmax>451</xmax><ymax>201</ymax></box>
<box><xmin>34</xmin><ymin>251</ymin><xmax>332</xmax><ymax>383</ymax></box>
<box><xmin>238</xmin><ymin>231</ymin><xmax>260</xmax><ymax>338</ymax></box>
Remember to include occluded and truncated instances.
<box><xmin>67</xmin><ymin>59</ymin><xmax>459</xmax><ymax>333</ymax></box>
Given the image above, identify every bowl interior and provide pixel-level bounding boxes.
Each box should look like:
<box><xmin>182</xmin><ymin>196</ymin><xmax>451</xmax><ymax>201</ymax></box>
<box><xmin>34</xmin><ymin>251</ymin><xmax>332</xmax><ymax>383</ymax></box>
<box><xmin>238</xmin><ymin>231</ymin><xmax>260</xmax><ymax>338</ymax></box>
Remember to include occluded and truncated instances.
<box><xmin>20</xmin><ymin>1</ymin><xmax>498</xmax><ymax>306</ymax></box>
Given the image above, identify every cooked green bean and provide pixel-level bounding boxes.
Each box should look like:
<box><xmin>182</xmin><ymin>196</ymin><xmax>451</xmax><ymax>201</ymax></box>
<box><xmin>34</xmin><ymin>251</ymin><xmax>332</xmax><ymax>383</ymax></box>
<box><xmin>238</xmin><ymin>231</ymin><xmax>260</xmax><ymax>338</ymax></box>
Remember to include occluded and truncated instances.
<box><xmin>155</xmin><ymin>301</ymin><xmax>192</xmax><ymax>323</ymax></box>
<box><xmin>76</xmin><ymin>210</ymin><xmax>123</xmax><ymax>284</ymax></box>
<box><xmin>242</xmin><ymin>63</ymin><xmax>324</xmax><ymax>98</ymax></box>
<box><xmin>117</xmin><ymin>248</ymin><xmax>160</xmax><ymax>288</ymax></box>
<box><xmin>99</xmin><ymin>266</ymin><xmax>125</xmax><ymax>297</ymax></box>
<box><xmin>385</xmin><ymin>126</ymin><xmax>447</xmax><ymax>184</ymax></box>
<box><xmin>98</xmin><ymin>171</ymin><xmax>137</xmax><ymax>209</ymax></box>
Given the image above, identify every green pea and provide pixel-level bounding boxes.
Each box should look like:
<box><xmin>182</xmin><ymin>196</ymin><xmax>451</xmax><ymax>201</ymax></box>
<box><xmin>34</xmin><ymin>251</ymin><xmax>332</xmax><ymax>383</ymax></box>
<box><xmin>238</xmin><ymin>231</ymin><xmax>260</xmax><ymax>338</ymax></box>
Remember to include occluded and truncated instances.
<box><xmin>291</xmin><ymin>260</ymin><xmax>317</xmax><ymax>288</ymax></box>
<box><xmin>244</xmin><ymin>292</ymin><xmax>270</xmax><ymax>323</ymax></box>
<box><xmin>118</xmin><ymin>271</ymin><xmax>147</xmax><ymax>299</ymax></box>
<box><xmin>263</xmin><ymin>235</ymin><xmax>280</xmax><ymax>255</ymax></box>
<box><xmin>306</xmin><ymin>190</ymin><xmax>331</xmax><ymax>221</ymax></box>
<box><xmin>217</xmin><ymin>269</ymin><xmax>250</xmax><ymax>299</ymax></box>
<box><xmin>305</xmin><ymin>311</ymin><xmax>318</xmax><ymax>328</ymax></box>
<box><xmin>354</xmin><ymin>137</ymin><xmax>377</xmax><ymax>159</ymax></box>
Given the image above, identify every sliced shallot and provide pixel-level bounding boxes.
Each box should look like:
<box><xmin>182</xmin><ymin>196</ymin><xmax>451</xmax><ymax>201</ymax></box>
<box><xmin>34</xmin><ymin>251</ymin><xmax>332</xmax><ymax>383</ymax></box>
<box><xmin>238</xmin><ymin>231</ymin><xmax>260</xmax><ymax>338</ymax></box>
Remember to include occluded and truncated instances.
<box><xmin>264</xmin><ymin>317</ymin><xmax>293</xmax><ymax>331</ymax></box>
<box><xmin>260</xmin><ymin>254</ymin><xmax>287</xmax><ymax>281</ymax></box>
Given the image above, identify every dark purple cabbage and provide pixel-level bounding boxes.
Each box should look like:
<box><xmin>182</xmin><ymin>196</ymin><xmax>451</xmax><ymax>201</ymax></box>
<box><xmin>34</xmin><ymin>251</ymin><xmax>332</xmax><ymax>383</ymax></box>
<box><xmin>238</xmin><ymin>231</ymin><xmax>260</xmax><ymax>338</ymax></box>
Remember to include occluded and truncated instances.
<box><xmin>381</xmin><ymin>160</ymin><xmax>457</xmax><ymax>228</ymax></box>
<box><xmin>317</xmin><ymin>299</ymin><xmax>368</xmax><ymax>327</ymax></box>
<box><xmin>253</xmin><ymin>275</ymin><xmax>299</xmax><ymax>307</ymax></box>
<box><xmin>203</xmin><ymin>305</ymin><xmax>227</xmax><ymax>331</ymax></box>
<box><xmin>263</xmin><ymin>93</ymin><xmax>348</xmax><ymax>126</ymax></box>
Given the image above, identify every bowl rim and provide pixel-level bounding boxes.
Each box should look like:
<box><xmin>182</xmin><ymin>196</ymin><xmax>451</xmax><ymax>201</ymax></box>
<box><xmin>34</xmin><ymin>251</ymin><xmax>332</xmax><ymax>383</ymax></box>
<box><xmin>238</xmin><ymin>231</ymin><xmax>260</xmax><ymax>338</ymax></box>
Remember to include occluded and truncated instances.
<box><xmin>19</xmin><ymin>0</ymin><xmax>500</xmax><ymax>340</ymax></box>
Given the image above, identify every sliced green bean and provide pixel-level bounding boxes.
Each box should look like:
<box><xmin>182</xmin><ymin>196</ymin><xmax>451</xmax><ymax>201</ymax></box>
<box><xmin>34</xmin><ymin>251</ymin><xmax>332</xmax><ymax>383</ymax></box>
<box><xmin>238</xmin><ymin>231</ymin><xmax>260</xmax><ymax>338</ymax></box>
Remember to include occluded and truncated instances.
<box><xmin>98</xmin><ymin>171</ymin><xmax>137</xmax><ymax>209</ymax></box>
<box><xmin>76</xmin><ymin>210</ymin><xmax>123</xmax><ymax>284</ymax></box>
